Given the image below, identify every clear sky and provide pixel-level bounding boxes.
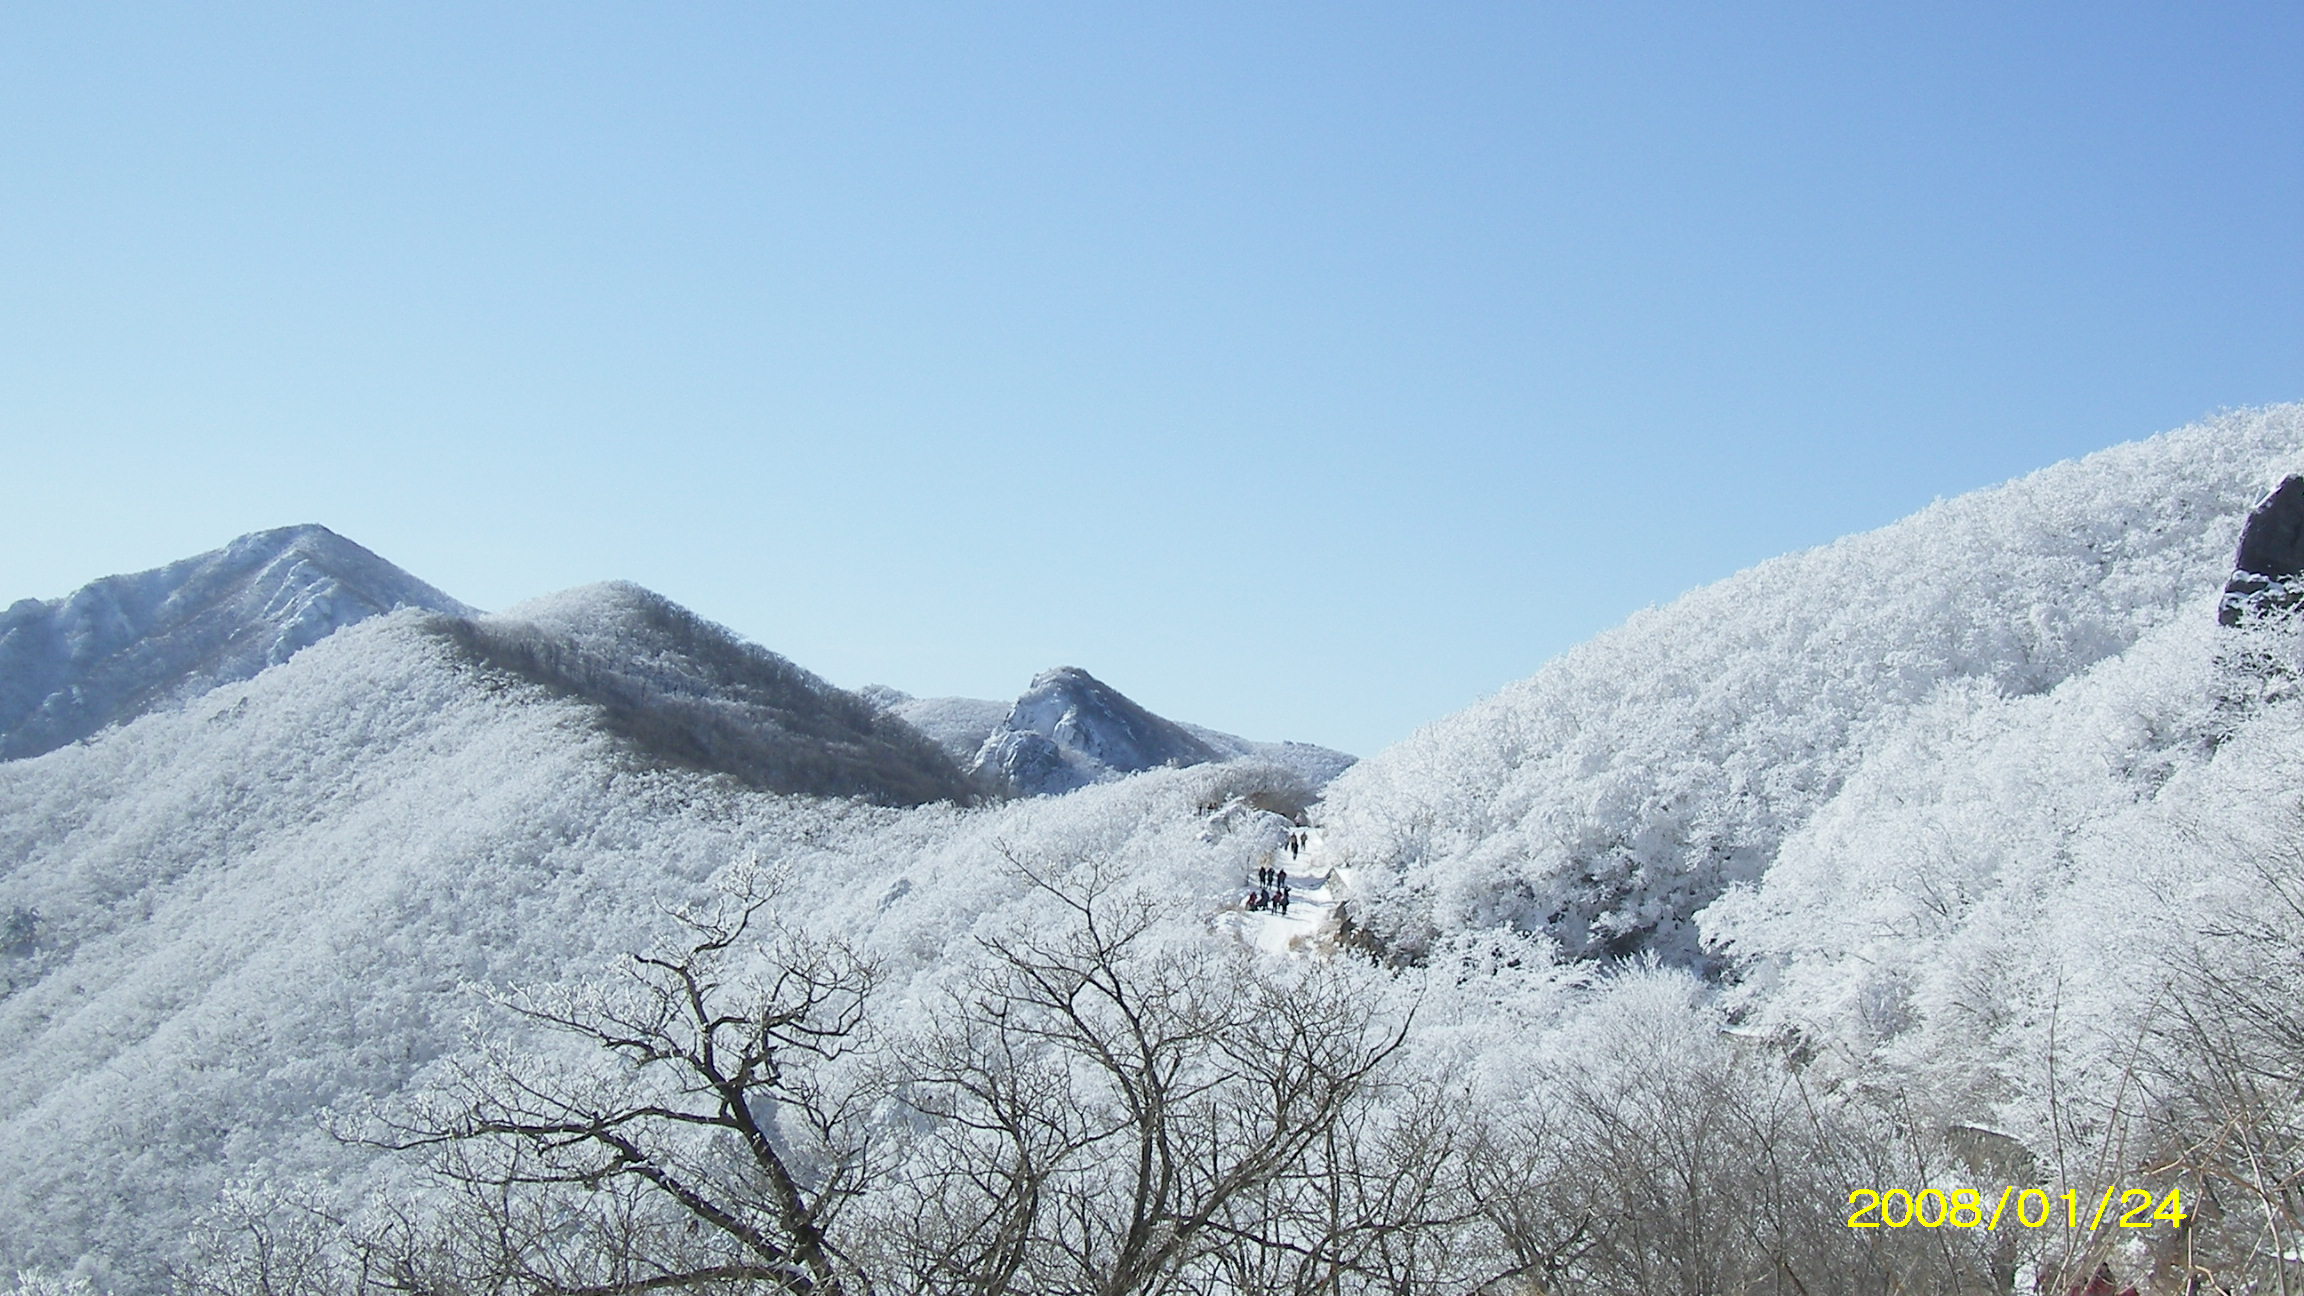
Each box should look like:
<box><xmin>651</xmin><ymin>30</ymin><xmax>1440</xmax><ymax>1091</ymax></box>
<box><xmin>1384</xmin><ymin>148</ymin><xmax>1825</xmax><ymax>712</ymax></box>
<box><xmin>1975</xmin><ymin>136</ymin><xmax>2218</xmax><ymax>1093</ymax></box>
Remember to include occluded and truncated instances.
<box><xmin>1</xmin><ymin>4</ymin><xmax>2296</xmax><ymax>756</ymax></box>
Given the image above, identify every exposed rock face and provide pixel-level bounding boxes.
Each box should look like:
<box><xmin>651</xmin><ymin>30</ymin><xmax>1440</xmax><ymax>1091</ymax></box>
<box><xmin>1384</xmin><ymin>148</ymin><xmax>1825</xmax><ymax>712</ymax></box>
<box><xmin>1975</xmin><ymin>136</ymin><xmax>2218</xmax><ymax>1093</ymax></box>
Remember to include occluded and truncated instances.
<box><xmin>0</xmin><ymin>525</ymin><xmax>472</xmax><ymax>760</ymax></box>
<box><xmin>2219</xmin><ymin>476</ymin><xmax>2304</xmax><ymax>626</ymax></box>
<box><xmin>969</xmin><ymin>666</ymin><xmax>1223</xmax><ymax>796</ymax></box>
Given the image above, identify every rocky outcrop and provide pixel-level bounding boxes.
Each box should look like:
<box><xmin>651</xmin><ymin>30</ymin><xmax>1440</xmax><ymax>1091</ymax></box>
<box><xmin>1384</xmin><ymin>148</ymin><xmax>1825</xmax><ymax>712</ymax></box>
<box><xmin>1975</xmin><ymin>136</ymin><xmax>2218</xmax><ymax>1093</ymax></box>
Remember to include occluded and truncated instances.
<box><xmin>2219</xmin><ymin>476</ymin><xmax>2304</xmax><ymax>626</ymax></box>
<box><xmin>969</xmin><ymin>666</ymin><xmax>1223</xmax><ymax>796</ymax></box>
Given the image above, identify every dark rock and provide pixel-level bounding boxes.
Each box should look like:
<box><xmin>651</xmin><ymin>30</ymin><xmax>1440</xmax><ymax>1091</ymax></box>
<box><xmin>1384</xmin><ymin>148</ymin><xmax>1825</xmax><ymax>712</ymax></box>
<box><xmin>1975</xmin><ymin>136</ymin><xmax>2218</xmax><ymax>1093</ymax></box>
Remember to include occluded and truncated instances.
<box><xmin>2220</xmin><ymin>477</ymin><xmax>2304</xmax><ymax>626</ymax></box>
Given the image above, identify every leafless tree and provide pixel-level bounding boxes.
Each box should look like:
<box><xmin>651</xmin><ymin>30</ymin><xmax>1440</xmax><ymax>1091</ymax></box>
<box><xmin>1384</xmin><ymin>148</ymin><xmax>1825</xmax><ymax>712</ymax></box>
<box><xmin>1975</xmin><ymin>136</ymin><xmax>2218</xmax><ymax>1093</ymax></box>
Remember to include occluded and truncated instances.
<box><xmin>203</xmin><ymin>853</ymin><xmax>2084</xmax><ymax>1296</ymax></box>
<box><xmin>1457</xmin><ymin>1029</ymin><xmax>2014</xmax><ymax>1296</ymax></box>
<box><xmin>351</xmin><ymin>869</ymin><xmax>880</xmax><ymax>1296</ymax></box>
<box><xmin>862</xmin><ymin>858</ymin><xmax>1428</xmax><ymax>1296</ymax></box>
<box><xmin>2145</xmin><ymin>829</ymin><xmax>2304</xmax><ymax>1294</ymax></box>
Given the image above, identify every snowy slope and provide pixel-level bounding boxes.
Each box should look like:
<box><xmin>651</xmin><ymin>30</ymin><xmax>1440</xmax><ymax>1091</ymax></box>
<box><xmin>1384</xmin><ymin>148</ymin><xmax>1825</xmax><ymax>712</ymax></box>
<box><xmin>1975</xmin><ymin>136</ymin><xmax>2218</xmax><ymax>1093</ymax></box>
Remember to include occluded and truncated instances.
<box><xmin>863</xmin><ymin>690</ymin><xmax>1014</xmax><ymax>761</ymax></box>
<box><xmin>0</xmin><ymin>609</ymin><xmax>1299</xmax><ymax>1287</ymax></box>
<box><xmin>0</xmin><ymin>525</ymin><xmax>472</xmax><ymax>761</ymax></box>
<box><xmin>1176</xmin><ymin>721</ymin><xmax>1358</xmax><ymax>790</ymax></box>
<box><xmin>1317</xmin><ymin>405</ymin><xmax>2304</xmax><ymax>962</ymax></box>
<box><xmin>441</xmin><ymin>584</ymin><xmax>979</xmax><ymax>806</ymax></box>
<box><xmin>1693</xmin><ymin>606</ymin><xmax>2302</xmax><ymax>1144</ymax></box>
<box><xmin>13</xmin><ymin>407</ymin><xmax>2304</xmax><ymax>1288</ymax></box>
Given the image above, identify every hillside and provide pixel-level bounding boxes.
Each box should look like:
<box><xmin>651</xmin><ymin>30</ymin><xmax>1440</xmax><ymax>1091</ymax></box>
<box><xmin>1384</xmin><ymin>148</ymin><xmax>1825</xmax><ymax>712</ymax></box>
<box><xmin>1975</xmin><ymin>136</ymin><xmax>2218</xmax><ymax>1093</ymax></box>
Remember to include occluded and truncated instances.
<box><xmin>0</xmin><ymin>608</ymin><xmax>1300</xmax><ymax>1287</ymax></box>
<box><xmin>436</xmin><ymin>584</ymin><xmax>980</xmax><ymax>806</ymax></box>
<box><xmin>11</xmin><ymin>406</ymin><xmax>2304</xmax><ymax>1291</ymax></box>
<box><xmin>1317</xmin><ymin>404</ymin><xmax>2304</xmax><ymax>964</ymax></box>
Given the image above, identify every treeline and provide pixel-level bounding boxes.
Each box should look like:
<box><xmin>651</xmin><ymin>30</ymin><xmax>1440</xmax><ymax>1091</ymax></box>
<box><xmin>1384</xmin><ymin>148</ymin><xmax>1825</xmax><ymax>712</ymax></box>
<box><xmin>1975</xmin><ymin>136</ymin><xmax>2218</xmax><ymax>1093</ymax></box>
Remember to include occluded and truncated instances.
<box><xmin>427</xmin><ymin>587</ymin><xmax>984</xmax><ymax>808</ymax></box>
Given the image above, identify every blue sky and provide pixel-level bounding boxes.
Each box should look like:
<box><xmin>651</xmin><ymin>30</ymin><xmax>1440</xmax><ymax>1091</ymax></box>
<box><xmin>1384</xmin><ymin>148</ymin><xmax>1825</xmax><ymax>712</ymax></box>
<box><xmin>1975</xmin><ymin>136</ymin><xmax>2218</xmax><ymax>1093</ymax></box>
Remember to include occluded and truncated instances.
<box><xmin>1</xmin><ymin>4</ymin><xmax>2296</xmax><ymax>755</ymax></box>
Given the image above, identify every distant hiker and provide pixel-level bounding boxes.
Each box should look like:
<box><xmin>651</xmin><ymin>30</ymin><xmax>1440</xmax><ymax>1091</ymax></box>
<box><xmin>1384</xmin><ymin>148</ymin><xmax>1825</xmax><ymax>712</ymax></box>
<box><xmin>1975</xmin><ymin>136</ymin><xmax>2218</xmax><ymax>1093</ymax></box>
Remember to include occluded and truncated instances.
<box><xmin>1288</xmin><ymin>833</ymin><xmax>1301</xmax><ymax>858</ymax></box>
<box><xmin>1277</xmin><ymin>868</ymin><xmax>1288</xmax><ymax>889</ymax></box>
<box><xmin>1246</xmin><ymin>889</ymin><xmax>1263</xmax><ymax>912</ymax></box>
<box><xmin>1277</xmin><ymin>887</ymin><xmax>1291</xmax><ymax>915</ymax></box>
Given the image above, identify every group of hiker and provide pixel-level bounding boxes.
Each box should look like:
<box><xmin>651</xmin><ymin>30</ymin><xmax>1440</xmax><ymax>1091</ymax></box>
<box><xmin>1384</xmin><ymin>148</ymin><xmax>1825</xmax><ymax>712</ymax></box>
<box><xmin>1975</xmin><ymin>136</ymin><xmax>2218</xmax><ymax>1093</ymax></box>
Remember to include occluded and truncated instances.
<box><xmin>1239</xmin><ymin>826</ymin><xmax>1316</xmax><ymax>916</ymax></box>
<box><xmin>1246</xmin><ymin>868</ymin><xmax>1291</xmax><ymax>914</ymax></box>
<box><xmin>1246</xmin><ymin>836</ymin><xmax>1299</xmax><ymax>913</ymax></box>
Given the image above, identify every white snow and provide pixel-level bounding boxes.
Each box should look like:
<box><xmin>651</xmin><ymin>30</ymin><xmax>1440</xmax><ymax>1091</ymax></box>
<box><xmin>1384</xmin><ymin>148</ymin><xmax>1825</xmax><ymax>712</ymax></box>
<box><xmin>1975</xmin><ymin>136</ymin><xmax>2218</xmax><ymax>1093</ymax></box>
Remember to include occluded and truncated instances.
<box><xmin>7</xmin><ymin>404</ymin><xmax>2304</xmax><ymax>1288</ymax></box>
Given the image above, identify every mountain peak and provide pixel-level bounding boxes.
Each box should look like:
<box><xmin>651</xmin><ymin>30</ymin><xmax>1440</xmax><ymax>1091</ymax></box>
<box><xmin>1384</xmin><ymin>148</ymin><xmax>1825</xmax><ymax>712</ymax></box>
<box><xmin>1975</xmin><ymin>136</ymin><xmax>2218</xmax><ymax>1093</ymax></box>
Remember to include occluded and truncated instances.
<box><xmin>0</xmin><ymin>526</ymin><xmax>471</xmax><ymax>760</ymax></box>
<box><xmin>970</xmin><ymin>666</ymin><xmax>1223</xmax><ymax>795</ymax></box>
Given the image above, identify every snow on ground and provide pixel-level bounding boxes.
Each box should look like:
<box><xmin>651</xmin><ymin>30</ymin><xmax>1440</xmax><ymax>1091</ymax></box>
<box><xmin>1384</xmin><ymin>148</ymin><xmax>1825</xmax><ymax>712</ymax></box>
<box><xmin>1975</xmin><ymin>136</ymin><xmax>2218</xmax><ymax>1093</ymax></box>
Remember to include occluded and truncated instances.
<box><xmin>14</xmin><ymin>406</ymin><xmax>2304</xmax><ymax>1289</ymax></box>
<box><xmin>1218</xmin><ymin>830</ymin><xmax>1354</xmax><ymax>956</ymax></box>
<box><xmin>0</xmin><ymin>611</ymin><xmax>1299</xmax><ymax>1287</ymax></box>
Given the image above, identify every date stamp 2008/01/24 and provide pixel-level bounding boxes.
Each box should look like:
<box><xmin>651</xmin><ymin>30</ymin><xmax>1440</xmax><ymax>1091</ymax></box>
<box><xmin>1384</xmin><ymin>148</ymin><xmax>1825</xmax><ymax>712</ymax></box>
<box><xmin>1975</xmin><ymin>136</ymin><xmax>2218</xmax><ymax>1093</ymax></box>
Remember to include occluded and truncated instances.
<box><xmin>1847</xmin><ymin>1187</ymin><xmax>2188</xmax><ymax>1232</ymax></box>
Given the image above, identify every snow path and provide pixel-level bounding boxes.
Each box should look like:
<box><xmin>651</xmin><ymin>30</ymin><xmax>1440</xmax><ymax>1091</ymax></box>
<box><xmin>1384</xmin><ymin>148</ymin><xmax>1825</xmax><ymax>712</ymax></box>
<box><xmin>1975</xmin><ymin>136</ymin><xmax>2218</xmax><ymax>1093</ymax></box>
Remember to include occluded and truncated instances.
<box><xmin>1218</xmin><ymin>831</ymin><xmax>1351</xmax><ymax>956</ymax></box>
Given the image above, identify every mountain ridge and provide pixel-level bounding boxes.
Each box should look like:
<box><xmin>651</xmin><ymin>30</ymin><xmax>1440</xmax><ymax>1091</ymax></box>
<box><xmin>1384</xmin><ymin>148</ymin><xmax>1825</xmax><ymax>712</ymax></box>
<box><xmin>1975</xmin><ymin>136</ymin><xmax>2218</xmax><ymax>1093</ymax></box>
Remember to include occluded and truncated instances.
<box><xmin>8</xmin><ymin>406</ymin><xmax>2304</xmax><ymax>1287</ymax></box>
<box><xmin>867</xmin><ymin>668</ymin><xmax>1356</xmax><ymax>797</ymax></box>
<box><xmin>432</xmin><ymin>583</ymin><xmax>982</xmax><ymax>807</ymax></box>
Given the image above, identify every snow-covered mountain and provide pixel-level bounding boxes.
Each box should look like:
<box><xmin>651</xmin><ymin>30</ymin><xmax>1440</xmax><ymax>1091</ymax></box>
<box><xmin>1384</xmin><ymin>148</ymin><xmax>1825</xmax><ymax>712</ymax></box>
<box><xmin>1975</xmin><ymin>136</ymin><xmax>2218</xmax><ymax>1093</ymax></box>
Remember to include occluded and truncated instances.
<box><xmin>869</xmin><ymin>667</ymin><xmax>1355</xmax><ymax>797</ymax></box>
<box><xmin>1318</xmin><ymin>406</ymin><xmax>2304</xmax><ymax>964</ymax></box>
<box><xmin>857</xmin><ymin>688</ymin><xmax>1012</xmax><ymax>759</ymax></box>
<box><xmin>13</xmin><ymin>405</ymin><xmax>2304</xmax><ymax>1291</ymax></box>
<box><xmin>0</xmin><ymin>597</ymin><xmax>1303</xmax><ymax>1287</ymax></box>
<box><xmin>972</xmin><ymin>666</ymin><xmax>1221</xmax><ymax>795</ymax></box>
<box><xmin>0</xmin><ymin>525</ymin><xmax>471</xmax><ymax>761</ymax></box>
